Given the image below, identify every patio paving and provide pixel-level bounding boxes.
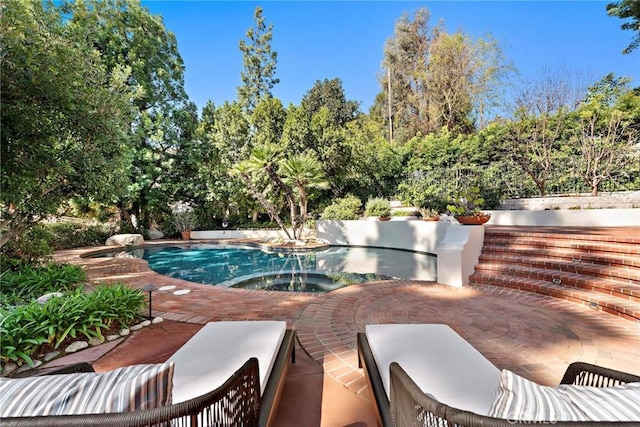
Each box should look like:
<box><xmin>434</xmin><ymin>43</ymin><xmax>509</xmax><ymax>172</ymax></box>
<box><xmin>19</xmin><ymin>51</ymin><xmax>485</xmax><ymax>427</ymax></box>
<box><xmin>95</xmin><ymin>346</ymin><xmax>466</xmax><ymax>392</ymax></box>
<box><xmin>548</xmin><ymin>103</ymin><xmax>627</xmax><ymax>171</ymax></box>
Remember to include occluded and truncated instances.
<box><xmin>51</xmin><ymin>236</ymin><xmax>640</xmax><ymax>426</ymax></box>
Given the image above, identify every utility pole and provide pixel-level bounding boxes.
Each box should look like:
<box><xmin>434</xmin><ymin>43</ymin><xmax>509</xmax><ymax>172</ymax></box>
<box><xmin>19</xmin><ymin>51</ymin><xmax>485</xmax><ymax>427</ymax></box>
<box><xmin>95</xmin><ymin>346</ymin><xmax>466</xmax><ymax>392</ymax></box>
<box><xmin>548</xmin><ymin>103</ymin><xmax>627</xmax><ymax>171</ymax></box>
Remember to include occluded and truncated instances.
<box><xmin>387</xmin><ymin>67</ymin><xmax>394</xmax><ymax>144</ymax></box>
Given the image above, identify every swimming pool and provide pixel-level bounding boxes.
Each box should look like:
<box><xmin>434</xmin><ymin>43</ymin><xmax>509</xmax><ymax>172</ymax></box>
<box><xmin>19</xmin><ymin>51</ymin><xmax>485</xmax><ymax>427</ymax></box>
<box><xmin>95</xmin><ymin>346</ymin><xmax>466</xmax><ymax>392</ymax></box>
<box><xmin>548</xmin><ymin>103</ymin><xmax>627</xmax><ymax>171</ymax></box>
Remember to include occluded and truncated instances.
<box><xmin>106</xmin><ymin>244</ymin><xmax>437</xmax><ymax>292</ymax></box>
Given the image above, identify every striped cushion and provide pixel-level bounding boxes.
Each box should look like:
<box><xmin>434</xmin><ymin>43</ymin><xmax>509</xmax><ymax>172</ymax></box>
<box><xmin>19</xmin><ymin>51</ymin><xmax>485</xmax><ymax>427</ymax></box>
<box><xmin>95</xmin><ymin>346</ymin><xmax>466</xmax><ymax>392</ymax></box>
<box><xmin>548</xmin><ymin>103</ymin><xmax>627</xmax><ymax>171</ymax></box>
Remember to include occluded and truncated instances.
<box><xmin>558</xmin><ymin>381</ymin><xmax>640</xmax><ymax>421</ymax></box>
<box><xmin>489</xmin><ymin>369</ymin><xmax>587</xmax><ymax>422</ymax></box>
<box><xmin>0</xmin><ymin>362</ymin><xmax>174</xmax><ymax>417</ymax></box>
<box><xmin>489</xmin><ymin>369</ymin><xmax>640</xmax><ymax>422</ymax></box>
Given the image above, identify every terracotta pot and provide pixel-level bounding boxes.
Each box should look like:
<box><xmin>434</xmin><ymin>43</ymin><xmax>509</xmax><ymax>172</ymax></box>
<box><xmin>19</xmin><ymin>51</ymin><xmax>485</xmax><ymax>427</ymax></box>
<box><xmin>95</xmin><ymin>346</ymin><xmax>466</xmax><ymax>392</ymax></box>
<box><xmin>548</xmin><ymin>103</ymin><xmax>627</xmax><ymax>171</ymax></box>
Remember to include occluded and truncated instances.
<box><xmin>456</xmin><ymin>214</ymin><xmax>491</xmax><ymax>225</ymax></box>
<box><xmin>378</xmin><ymin>216</ymin><xmax>391</xmax><ymax>221</ymax></box>
<box><xmin>181</xmin><ymin>231</ymin><xmax>191</xmax><ymax>240</ymax></box>
<box><xmin>422</xmin><ymin>215</ymin><xmax>440</xmax><ymax>222</ymax></box>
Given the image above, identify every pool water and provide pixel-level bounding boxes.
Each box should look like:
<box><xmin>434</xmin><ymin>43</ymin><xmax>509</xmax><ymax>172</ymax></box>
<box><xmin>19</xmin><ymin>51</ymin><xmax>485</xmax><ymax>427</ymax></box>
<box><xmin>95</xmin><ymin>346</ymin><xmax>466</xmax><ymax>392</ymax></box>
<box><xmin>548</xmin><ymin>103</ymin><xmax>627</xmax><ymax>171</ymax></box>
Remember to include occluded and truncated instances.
<box><xmin>109</xmin><ymin>244</ymin><xmax>437</xmax><ymax>292</ymax></box>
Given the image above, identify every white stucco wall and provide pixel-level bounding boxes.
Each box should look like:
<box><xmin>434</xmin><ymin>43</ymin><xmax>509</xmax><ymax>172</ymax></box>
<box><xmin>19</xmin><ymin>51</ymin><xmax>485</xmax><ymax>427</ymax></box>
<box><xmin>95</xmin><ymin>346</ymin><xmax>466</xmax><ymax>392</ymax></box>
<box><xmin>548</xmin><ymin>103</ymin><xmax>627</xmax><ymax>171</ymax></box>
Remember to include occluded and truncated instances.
<box><xmin>436</xmin><ymin>226</ymin><xmax>485</xmax><ymax>288</ymax></box>
<box><xmin>191</xmin><ymin>229</ymin><xmax>290</xmax><ymax>240</ymax></box>
<box><xmin>315</xmin><ymin>220</ymin><xmax>449</xmax><ymax>255</ymax></box>
<box><xmin>316</xmin><ymin>219</ymin><xmax>480</xmax><ymax>286</ymax></box>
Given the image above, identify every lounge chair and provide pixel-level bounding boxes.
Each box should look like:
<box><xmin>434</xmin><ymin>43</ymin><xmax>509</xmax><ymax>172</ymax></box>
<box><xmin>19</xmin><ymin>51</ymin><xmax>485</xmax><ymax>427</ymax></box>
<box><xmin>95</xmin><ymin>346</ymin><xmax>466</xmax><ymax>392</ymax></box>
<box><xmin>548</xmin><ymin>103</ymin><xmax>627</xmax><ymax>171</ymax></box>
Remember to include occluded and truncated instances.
<box><xmin>1</xmin><ymin>320</ymin><xmax>295</xmax><ymax>427</ymax></box>
<box><xmin>357</xmin><ymin>324</ymin><xmax>640</xmax><ymax>427</ymax></box>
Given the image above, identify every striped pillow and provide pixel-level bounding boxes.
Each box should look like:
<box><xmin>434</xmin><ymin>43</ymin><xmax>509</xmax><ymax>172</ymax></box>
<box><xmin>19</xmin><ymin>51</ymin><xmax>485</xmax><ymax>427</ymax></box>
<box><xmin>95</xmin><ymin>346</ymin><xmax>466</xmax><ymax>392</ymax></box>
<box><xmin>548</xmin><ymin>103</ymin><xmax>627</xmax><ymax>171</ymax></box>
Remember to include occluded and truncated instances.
<box><xmin>488</xmin><ymin>369</ymin><xmax>588</xmax><ymax>422</ymax></box>
<box><xmin>0</xmin><ymin>362</ymin><xmax>174</xmax><ymax>417</ymax></box>
<box><xmin>489</xmin><ymin>369</ymin><xmax>640</xmax><ymax>422</ymax></box>
<box><xmin>557</xmin><ymin>381</ymin><xmax>640</xmax><ymax>421</ymax></box>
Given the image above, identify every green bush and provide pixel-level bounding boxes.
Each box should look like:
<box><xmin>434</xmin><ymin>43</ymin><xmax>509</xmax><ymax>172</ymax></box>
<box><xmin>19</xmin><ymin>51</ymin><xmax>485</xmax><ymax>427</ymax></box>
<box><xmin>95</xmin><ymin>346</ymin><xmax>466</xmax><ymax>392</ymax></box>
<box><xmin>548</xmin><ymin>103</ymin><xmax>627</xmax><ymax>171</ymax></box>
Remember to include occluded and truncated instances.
<box><xmin>0</xmin><ymin>283</ymin><xmax>145</xmax><ymax>367</ymax></box>
<box><xmin>364</xmin><ymin>197</ymin><xmax>391</xmax><ymax>218</ymax></box>
<box><xmin>1</xmin><ymin>221</ymin><xmax>118</xmax><ymax>267</ymax></box>
<box><xmin>391</xmin><ymin>210</ymin><xmax>421</xmax><ymax>217</ymax></box>
<box><xmin>0</xmin><ymin>225</ymin><xmax>54</xmax><ymax>266</ymax></box>
<box><xmin>447</xmin><ymin>187</ymin><xmax>486</xmax><ymax>216</ymax></box>
<box><xmin>45</xmin><ymin>221</ymin><xmax>118</xmax><ymax>250</ymax></box>
<box><xmin>321</xmin><ymin>194</ymin><xmax>362</xmax><ymax>220</ymax></box>
<box><xmin>0</xmin><ymin>263</ymin><xmax>86</xmax><ymax>309</ymax></box>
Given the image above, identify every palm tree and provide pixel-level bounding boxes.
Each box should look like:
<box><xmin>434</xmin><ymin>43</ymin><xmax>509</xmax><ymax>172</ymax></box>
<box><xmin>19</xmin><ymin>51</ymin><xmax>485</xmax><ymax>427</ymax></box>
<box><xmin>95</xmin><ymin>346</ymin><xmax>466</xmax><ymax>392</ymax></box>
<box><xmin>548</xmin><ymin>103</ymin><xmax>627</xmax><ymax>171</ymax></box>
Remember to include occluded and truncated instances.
<box><xmin>281</xmin><ymin>153</ymin><xmax>329</xmax><ymax>226</ymax></box>
<box><xmin>231</xmin><ymin>145</ymin><xmax>328</xmax><ymax>241</ymax></box>
<box><xmin>229</xmin><ymin>160</ymin><xmax>293</xmax><ymax>240</ymax></box>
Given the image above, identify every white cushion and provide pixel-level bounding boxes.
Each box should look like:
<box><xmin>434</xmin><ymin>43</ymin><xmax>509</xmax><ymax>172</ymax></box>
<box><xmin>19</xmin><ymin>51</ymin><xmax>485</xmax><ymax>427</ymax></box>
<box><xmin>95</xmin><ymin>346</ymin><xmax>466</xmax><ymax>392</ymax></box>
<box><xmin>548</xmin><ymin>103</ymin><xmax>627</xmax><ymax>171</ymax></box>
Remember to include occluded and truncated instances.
<box><xmin>168</xmin><ymin>320</ymin><xmax>286</xmax><ymax>404</ymax></box>
<box><xmin>489</xmin><ymin>369</ymin><xmax>640</xmax><ymax>422</ymax></box>
<box><xmin>0</xmin><ymin>362</ymin><xmax>173</xmax><ymax>417</ymax></box>
<box><xmin>365</xmin><ymin>324</ymin><xmax>501</xmax><ymax>416</ymax></box>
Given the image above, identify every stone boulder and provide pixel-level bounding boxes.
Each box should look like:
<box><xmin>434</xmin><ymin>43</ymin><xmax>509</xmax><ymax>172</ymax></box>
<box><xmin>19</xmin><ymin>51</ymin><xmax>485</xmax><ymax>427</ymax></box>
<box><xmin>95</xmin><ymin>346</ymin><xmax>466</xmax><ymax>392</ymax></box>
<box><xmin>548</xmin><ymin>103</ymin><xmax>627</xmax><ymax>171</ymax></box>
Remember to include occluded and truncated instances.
<box><xmin>37</xmin><ymin>292</ymin><xmax>64</xmax><ymax>304</ymax></box>
<box><xmin>105</xmin><ymin>234</ymin><xmax>144</xmax><ymax>246</ymax></box>
<box><xmin>148</xmin><ymin>228</ymin><xmax>165</xmax><ymax>240</ymax></box>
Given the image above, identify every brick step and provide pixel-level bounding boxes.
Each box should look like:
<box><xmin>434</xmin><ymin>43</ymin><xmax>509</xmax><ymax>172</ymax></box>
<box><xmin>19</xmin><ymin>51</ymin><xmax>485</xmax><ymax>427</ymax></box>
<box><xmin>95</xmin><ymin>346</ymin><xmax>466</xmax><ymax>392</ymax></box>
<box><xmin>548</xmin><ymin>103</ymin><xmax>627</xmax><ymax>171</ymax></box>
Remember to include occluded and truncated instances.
<box><xmin>472</xmin><ymin>262</ymin><xmax>640</xmax><ymax>303</ymax></box>
<box><xmin>468</xmin><ymin>273</ymin><xmax>640</xmax><ymax>323</ymax></box>
<box><xmin>482</xmin><ymin>236</ymin><xmax>640</xmax><ymax>256</ymax></box>
<box><xmin>481</xmin><ymin>244</ymin><xmax>640</xmax><ymax>269</ymax></box>
<box><xmin>477</xmin><ymin>253</ymin><xmax>640</xmax><ymax>283</ymax></box>
<box><xmin>484</xmin><ymin>227</ymin><xmax>640</xmax><ymax>246</ymax></box>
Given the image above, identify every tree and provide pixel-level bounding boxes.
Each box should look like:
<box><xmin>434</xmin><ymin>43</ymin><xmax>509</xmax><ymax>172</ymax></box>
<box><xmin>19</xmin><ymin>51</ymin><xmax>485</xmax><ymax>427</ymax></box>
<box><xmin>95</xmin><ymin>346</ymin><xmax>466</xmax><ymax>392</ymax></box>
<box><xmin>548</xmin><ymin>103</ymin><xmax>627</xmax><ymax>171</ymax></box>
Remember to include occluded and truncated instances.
<box><xmin>607</xmin><ymin>0</ymin><xmax>640</xmax><ymax>54</ymax></box>
<box><xmin>300</xmin><ymin>78</ymin><xmax>360</xmax><ymax>126</ymax></box>
<box><xmin>427</xmin><ymin>32</ymin><xmax>511</xmax><ymax>132</ymax></box>
<box><xmin>574</xmin><ymin>75</ymin><xmax>640</xmax><ymax>195</ymax></box>
<box><xmin>503</xmin><ymin>67</ymin><xmax>590</xmax><ymax>196</ymax></box>
<box><xmin>231</xmin><ymin>144</ymin><xmax>326</xmax><ymax>240</ymax></box>
<box><xmin>196</xmin><ymin>100</ymin><xmax>254</xmax><ymax>220</ymax></box>
<box><xmin>62</xmin><ymin>0</ymin><xmax>195</xmax><ymax>230</ymax></box>
<box><xmin>231</xmin><ymin>160</ymin><xmax>289</xmax><ymax>236</ymax></box>
<box><xmin>280</xmin><ymin>153</ymin><xmax>329</xmax><ymax>221</ymax></box>
<box><xmin>283</xmin><ymin>81</ymin><xmax>359</xmax><ymax>199</ymax></box>
<box><xmin>381</xmin><ymin>8</ymin><xmax>440</xmax><ymax>142</ymax></box>
<box><xmin>238</xmin><ymin>6</ymin><xmax>279</xmax><ymax>113</ymax></box>
<box><xmin>342</xmin><ymin>116</ymin><xmax>405</xmax><ymax>200</ymax></box>
<box><xmin>377</xmin><ymin>7</ymin><xmax>511</xmax><ymax>142</ymax></box>
<box><xmin>251</xmin><ymin>97</ymin><xmax>287</xmax><ymax>147</ymax></box>
<box><xmin>1</xmin><ymin>1</ymin><xmax>131</xmax><ymax>247</ymax></box>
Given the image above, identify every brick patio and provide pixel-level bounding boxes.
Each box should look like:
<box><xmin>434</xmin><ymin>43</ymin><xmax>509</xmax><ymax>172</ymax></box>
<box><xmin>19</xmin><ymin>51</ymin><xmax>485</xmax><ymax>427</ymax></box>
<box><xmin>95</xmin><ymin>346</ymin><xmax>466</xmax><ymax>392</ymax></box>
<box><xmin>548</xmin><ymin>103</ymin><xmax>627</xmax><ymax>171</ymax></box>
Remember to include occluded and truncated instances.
<box><xmin>52</xmin><ymin>231</ymin><xmax>640</xmax><ymax>426</ymax></box>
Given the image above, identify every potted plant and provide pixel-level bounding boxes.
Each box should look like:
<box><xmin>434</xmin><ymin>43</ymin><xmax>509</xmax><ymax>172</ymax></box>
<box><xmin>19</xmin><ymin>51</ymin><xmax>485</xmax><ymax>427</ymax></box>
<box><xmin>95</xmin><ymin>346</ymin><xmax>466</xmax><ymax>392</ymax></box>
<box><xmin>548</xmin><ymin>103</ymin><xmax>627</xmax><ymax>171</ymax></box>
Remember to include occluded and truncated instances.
<box><xmin>391</xmin><ymin>209</ymin><xmax>421</xmax><ymax>221</ymax></box>
<box><xmin>446</xmin><ymin>187</ymin><xmax>491</xmax><ymax>225</ymax></box>
<box><xmin>420</xmin><ymin>207</ymin><xmax>440</xmax><ymax>222</ymax></box>
<box><xmin>364</xmin><ymin>198</ymin><xmax>391</xmax><ymax>221</ymax></box>
<box><xmin>172</xmin><ymin>211</ymin><xmax>198</xmax><ymax>239</ymax></box>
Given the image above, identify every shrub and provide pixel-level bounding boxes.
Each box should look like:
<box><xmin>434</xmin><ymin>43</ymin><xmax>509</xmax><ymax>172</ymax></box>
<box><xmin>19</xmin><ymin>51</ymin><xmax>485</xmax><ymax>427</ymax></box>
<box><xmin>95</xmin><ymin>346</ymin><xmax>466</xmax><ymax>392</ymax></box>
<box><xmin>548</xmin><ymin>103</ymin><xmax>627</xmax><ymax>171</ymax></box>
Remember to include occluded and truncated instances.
<box><xmin>364</xmin><ymin>197</ymin><xmax>391</xmax><ymax>218</ymax></box>
<box><xmin>45</xmin><ymin>222</ymin><xmax>117</xmax><ymax>250</ymax></box>
<box><xmin>447</xmin><ymin>187</ymin><xmax>486</xmax><ymax>216</ymax></box>
<box><xmin>321</xmin><ymin>195</ymin><xmax>362</xmax><ymax>220</ymax></box>
<box><xmin>0</xmin><ymin>225</ymin><xmax>54</xmax><ymax>266</ymax></box>
<box><xmin>171</xmin><ymin>211</ymin><xmax>198</xmax><ymax>233</ymax></box>
<box><xmin>0</xmin><ymin>263</ymin><xmax>86</xmax><ymax>309</ymax></box>
<box><xmin>392</xmin><ymin>210</ymin><xmax>421</xmax><ymax>217</ymax></box>
<box><xmin>0</xmin><ymin>283</ymin><xmax>145</xmax><ymax>367</ymax></box>
<box><xmin>0</xmin><ymin>221</ymin><xmax>117</xmax><ymax>267</ymax></box>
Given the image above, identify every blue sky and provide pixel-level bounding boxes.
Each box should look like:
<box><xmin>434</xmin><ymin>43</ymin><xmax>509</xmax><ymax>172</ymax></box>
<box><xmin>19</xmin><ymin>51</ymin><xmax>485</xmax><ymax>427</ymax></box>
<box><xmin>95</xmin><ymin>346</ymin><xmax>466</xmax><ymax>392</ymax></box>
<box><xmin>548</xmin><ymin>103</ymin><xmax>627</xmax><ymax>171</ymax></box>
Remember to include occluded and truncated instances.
<box><xmin>143</xmin><ymin>1</ymin><xmax>639</xmax><ymax>114</ymax></box>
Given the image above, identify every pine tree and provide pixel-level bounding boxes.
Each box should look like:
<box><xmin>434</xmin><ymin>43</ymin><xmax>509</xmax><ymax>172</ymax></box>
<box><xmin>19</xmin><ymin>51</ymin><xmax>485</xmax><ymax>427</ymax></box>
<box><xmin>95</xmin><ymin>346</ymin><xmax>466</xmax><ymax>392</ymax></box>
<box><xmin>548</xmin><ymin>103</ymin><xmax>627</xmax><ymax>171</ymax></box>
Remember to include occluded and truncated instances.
<box><xmin>237</xmin><ymin>7</ymin><xmax>280</xmax><ymax>114</ymax></box>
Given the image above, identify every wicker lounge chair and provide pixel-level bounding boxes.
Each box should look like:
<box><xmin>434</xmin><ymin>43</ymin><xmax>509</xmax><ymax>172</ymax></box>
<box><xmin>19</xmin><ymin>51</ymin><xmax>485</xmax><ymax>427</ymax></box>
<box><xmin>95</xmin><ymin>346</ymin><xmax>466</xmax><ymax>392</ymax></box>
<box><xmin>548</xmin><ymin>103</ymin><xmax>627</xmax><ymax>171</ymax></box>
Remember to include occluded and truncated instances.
<box><xmin>357</xmin><ymin>324</ymin><xmax>640</xmax><ymax>427</ymax></box>
<box><xmin>2</xmin><ymin>321</ymin><xmax>296</xmax><ymax>427</ymax></box>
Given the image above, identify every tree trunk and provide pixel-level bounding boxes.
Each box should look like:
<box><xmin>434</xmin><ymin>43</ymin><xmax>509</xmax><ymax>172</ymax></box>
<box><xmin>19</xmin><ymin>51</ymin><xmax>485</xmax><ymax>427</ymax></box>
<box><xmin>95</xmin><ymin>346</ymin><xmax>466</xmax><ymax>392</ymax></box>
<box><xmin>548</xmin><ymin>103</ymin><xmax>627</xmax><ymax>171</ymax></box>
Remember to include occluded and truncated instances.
<box><xmin>0</xmin><ymin>228</ymin><xmax>18</xmax><ymax>248</ymax></box>
<box><xmin>591</xmin><ymin>177</ymin><xmax>599</xmax><ymax>196</ymax></box>
<box><xmin>240</xmin><ymin>172</ymin><xmax>292</xmax><ymax>240</ymax></box>
<box><xmin>265</xmin><ymin>165</ymin><xmax>299</xmax><ymax>240</ymax></box>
